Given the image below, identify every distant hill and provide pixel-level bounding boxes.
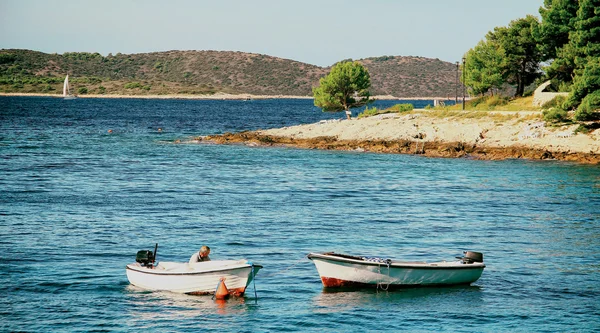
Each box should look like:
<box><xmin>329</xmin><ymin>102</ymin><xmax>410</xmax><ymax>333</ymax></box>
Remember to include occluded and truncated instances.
<box><xmin>0</xmin><ymin>49</ymin><xmax>461</xmax><ymax>98</ymax></box>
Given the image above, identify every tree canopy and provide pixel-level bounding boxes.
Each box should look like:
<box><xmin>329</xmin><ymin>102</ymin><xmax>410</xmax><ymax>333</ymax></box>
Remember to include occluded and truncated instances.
<box><xmin>461</xmin><ymin>0</ymin><xmax>599</xmax><ymax>116</ymax></box>
<box><xmin>565</xmin><ymin>0</ymin><xmax>600</xmax><ymax>118</ymax></box>
<box><xmin>536</xmin><ymin>0</ymin><xmax>580</xmax><ymax>84</ymax></box>
<box><xmin>313</xmin><ymin>61</ymin><xmax>371</xmax><ymax>119</ymax></box>
<box><xmin>486</xmin><ymin>15</ymin><xmax>543</xmax><ymax>97</ymax></box>
<box><xmin>536</xmin><ymin>0</ymin><xmax>579</xmax><ymax>61</ymax></box>
<box><xmin>463</xmin><ymin>40</ymin><xmax>505</xmax><ymax>96</ymax></box>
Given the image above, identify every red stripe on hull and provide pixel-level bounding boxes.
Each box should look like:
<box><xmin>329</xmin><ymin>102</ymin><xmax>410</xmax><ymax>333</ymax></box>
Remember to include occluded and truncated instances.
<box><xmin>321</xmin><ymin>277</ymin><xmax>370</xmax><ymax>288</ymax></box>
<box><xmin>320</xmin><ymin>276</ymin><xmax>476</xmax><ymax>289</ymax></box>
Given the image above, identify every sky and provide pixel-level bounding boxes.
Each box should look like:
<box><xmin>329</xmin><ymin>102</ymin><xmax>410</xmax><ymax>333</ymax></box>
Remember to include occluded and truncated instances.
<box><xmin>0</xmin><ymin>0</ymin><xmax>544</xmax><ymax>67</ymax></box>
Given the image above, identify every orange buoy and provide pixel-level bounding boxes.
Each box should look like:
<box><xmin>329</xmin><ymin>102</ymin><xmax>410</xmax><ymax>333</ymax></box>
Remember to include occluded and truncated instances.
<box><xmin>214</xmin><ymin>277</ymin><xmax>230</xmax><ymax>300</ymax></box>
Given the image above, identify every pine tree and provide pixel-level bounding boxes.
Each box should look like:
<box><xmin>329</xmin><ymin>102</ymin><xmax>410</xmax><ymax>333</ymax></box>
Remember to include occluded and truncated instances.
<box><xmin>487</xmin><ymin>15</ymin><xmax>543</xmax><ymax>97</ymax></box>
<box><xmin>313</xmin><ymin>61</ymin><xmax>371</xmax><ymax>119</ymax></box>
<box><xmin>565</xmin><ymin>0</ymin><xmax>600</xmax><ymax>116</ymax></box>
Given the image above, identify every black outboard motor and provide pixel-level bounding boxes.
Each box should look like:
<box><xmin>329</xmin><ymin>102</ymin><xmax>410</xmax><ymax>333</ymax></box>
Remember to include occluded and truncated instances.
<box><xmin>136</xmin><ymin>250</ymin><xmax>155</xmax><ymax>267</ymax></box>
<box><xmin>135</xmin><ymin>243</ymin><xmax>158</xmax><ymax>267</ymax></box>
<box><xmin>457</xmin><ymin>251</ymin><xmax>483</xmax><ymax>264</ymax></box>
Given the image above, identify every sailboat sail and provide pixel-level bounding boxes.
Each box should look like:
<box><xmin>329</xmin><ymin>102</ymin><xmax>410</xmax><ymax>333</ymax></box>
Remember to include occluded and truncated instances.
<box><xmin>62</xmin><ymin>74</ymin><xmax>76</xmax><ymax>99</ymax></box>
<box><xmin>63</xmin><ymin>75</ymin><xmax>69</xmax><ymax>96</ymax></box>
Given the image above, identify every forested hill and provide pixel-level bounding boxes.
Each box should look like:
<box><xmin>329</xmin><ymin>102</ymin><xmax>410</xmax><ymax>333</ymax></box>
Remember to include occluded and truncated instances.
<box><xmin>0</xmin><ymin>49</ymin><xmax>459</xmax><ymax>98</ymax></box>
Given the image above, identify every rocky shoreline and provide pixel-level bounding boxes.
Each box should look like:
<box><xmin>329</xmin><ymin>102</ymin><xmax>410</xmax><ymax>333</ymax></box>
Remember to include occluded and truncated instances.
<box><xmin>197</xmin><ymin>112</ymin><xmax>600</xmax><ymax>164</ymax></box>
<box><xmin>199</xmin><ymin>132</ymin><xmax>600</xmax><ymax>164</ymax></box>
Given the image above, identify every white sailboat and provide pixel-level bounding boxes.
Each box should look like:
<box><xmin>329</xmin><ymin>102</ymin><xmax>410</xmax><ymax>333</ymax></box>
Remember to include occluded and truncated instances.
<box><xmin>63</xmin><ymin>74</ymin><xmax>76</xmax><ymax>100</ymax></box>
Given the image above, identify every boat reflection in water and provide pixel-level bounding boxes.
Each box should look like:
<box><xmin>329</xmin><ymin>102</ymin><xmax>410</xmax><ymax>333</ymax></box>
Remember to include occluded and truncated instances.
<box><xmin>312</xmin><ymin>285</ymin><xmax>483</xmax><ymax>313</ymax></box>
<box><xmin>125</xmin><ymin>286</ymin><xmax>251</xmax><ymax>319</ymax></box>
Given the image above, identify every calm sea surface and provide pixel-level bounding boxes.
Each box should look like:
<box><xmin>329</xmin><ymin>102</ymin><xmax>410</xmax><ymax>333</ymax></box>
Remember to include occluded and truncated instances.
<box><xmin>1</xmin><ymin>96</ymin><xmax>599</xmax><ymax>332</ymax></box>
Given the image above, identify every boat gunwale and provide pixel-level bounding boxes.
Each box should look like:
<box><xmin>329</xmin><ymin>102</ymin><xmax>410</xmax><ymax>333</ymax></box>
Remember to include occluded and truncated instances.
<box><xmin>126</xmin><ymin>263</ymin><xmax>263</xmax><ymax>276</ymax></box>
<box><xmin>308</xmin><ymin>252</ymin><xmax>485</xmax><ymax>270</ymax></box>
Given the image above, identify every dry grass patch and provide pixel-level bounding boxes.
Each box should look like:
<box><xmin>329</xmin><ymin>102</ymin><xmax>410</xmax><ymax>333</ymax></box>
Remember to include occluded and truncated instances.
<box><xmin>438</xmin><ymin>96</ymin><xmax>541</xmax><ymax>112</ymax></box>
<box><xmin>423</xmin><ymin>109</ymin><xmax>542</xmax><ymax>123</ymax></box>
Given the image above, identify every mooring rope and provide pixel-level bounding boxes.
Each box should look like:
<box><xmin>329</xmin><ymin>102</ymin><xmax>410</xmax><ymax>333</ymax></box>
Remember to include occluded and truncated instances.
<box><xmin>376</xmin><ymin>259</ymin><xmax>392</xmax><ymax>291</ymax></box>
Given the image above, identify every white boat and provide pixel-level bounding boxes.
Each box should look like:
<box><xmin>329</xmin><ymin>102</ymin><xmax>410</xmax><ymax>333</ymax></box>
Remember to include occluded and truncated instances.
<box><xmin>126</xmin><ymin>259</ymin><xmax>262</xmax><ymax>296</ymax></box>
<box><xmin>63</xmin><ymin>74</ymin><xmax>76</xmax><ymax>100</ymax></box>
<box><xmin>308</xmin><ymin>251</ymin><xmax>485</xmax><ymax>289</ymax></box>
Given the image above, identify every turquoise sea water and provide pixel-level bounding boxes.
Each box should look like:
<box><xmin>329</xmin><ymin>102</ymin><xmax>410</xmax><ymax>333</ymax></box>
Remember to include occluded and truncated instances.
<box><xmin>1</xmin><ymin>96</ymin><xmax>599</xmax><ymax>332</ymax></box>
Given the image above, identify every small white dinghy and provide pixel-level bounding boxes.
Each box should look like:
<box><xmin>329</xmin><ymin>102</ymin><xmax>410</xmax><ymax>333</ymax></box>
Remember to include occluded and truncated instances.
<box><xmin>126</xmin><ymin>246</ymin><xmax>262</xmax><ymax>296</ymax></box>
<box><xmin>308</xmin><ymin>251</ymin><xmax>485</xmax><ymax>289</ymax></box>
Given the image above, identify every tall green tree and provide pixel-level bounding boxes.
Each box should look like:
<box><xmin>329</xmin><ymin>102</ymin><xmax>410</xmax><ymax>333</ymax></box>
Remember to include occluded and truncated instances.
<box><xmin>463</xmin><ymin>40</ymin><xmax>505</xmax><ymax>96</ymax></box>
<box><xmin>537</xmin><ymin>0</ymin><xmax>580</xmax><ymax>60</ymax></box>
<box><xmin>565</xmin><ymin>0</ymin><xmax>600</xmax><ymax>116</ymax></box>
<box><xmin>313</xmin><ymin>61</ymin><xmax>371</xmax><ymax>119</ymax></box>
<box><xmin>487</xmin><ymin>15</ymin><xmax>543</xmax><ymax>97</ymax></box>
<box><xmin>536</xmin><ymin>0</ymin><xmax>580</xmax><ymax>84</ymax></box>
<box><xmin>570</xmin><ymin>0</ymin><xmax>600</xmax><ymax>61</ymax></box>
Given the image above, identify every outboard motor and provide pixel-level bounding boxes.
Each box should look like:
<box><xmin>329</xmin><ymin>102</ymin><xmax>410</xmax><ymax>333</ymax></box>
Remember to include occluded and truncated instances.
<box><xmin>457</xmin><ymin>251</ymin><xmax>483</xmax><ymax>264</ymax></box>
<box><xmin>135</xmin><ymin>243</ymin><xmax>158</xmax><ymax>267</ymax></box>
<box><xmin>136</xmin><ymin>250</ymin><xmax>155</xmax><ymax>267</ymax></box>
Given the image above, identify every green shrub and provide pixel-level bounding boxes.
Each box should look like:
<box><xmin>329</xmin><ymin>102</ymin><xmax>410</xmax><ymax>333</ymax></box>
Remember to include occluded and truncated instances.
<box><xmin>541</xmin><ymin>95</ymin><xmax>567</xmax><ymax>109</ymax></box>
<box><xmin>389</xmin><ymin>103</ymin><xmax>414</xmax><ymax>112</ymax></box>
<box><xmin>77</xmin><ymin>87</ymin><xmax>88</xmax><ymax>94</ymax></box>
<box><xmin>543</xmin><ymin>107</ymin><xmax>568</xmax><ymax>123</ymax></box>
<box><xmin>486</xmin><ymin>96</ymin><xmax>509</xmax><ymax>107</ymax></box>
<box><xmin>357</xmin><ymin>106</ymin><xmax>379</xmax><ymax>118</ymax></box>
<box><xmin>468</xmin><ymin>97</ymin><xmax>486</xmax><ymax>107</ymax></box>
<box><xmin>124</xmin><ymin>82</ymin><xmax>142</xmax><ymax>89</ymax></box>
<box><xmin>574</xmin><ymin>124</ymin><xmax>590</xmax><ymax>134</ymax></box>
<box><xmin>574</xmin><ymin>90</ymin><xmax>600</xmax><ymax>121</ymax></box>
<box><xmin>557</xmin><ymin>81</ymin><xmax>572</xmax><ymax>93</ymax></box>
<box><xmin>97</xmin><ymin>86</ymin><xmax>106</xmax><ymax>94</ymax></box>
<box><xmin>0</xmin><ymin>53</ymin><xmax>17</xmax><ymax>64</ymax></box>
<box><xmin>565</xmin><ymin>60</ymin><xmax>600</xmax><ymax>110</ymax></box>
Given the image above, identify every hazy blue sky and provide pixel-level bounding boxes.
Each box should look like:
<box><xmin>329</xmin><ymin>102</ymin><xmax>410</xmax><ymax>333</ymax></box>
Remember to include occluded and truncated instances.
<box><xmin>1</xmin><ymin>0</ymin><xmax>543</xmax><ymax>66</ymax></box>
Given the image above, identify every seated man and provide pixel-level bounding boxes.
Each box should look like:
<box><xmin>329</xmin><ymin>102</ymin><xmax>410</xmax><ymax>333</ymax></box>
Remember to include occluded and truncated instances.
<box><xmin>189</xmin><ymin>245</ymin><xmax>211</xmax><ymax>264</ymax></box>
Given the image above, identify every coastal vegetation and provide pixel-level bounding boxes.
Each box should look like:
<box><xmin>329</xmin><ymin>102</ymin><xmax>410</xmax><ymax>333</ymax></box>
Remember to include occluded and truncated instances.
<box><xmin>461</xmin><ymin>0</ymin><xmax>600</xmax><ymax>121</ymax></box>
<box><xmin>357</xmin><ymin>104</ymin><xmax>414</xmax><ymax>118</ymax></box>
<box><xmin>313</xmin><ymin>61</ymin><xmax>371</xmax><ymax>119</ymax></box>
<box><xmin>433</xmin><ymin>96</ymin><xmax>540</xmax><ymax>112</ymax></box>
<box><xmin>0</xmin><ymin>49</ymin><xmax>459</xmax><ymax>98</ymax></box>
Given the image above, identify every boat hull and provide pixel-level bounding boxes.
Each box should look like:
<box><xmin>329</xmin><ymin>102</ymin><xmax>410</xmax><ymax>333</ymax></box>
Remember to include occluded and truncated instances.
<box><xmin>126</xmin><ymin>260</ymin><xmax>262</xmax><ymax>296</ymax></box>
<box><xmin>308</xmin><ymin>253</ymin><xmax>484</xmax><ymax>289</ymax></box>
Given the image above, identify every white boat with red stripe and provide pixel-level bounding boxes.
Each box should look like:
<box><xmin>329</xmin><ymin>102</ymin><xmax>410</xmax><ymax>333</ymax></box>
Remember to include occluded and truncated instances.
<box><xmin>308</xmin><ymin>251</ymin><xmax>485</xmax><ymax>289</ymax></box>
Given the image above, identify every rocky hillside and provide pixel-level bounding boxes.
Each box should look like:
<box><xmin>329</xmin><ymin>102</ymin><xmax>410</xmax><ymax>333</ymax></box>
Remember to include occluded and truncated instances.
<box><xmin>0</xmin><ymin>49</ymin><xmax>461</xmax><ymax>98</ymax></box>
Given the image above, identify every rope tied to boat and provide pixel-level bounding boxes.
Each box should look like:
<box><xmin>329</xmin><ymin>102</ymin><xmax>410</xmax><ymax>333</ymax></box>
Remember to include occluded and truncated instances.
<box><xmin>376</xmin><ymin>259</ymin><xmax>392</xmax><ymax>291</ymax></box>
